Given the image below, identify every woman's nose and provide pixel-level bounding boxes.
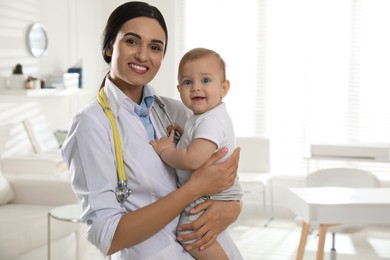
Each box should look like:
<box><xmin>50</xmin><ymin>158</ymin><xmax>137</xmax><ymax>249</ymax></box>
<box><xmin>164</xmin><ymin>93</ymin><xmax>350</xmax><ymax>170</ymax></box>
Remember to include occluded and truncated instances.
<box><xmin>135</xmin><ymin>46</ymin><xmax>147</xmax><ymax>61</ymax></box>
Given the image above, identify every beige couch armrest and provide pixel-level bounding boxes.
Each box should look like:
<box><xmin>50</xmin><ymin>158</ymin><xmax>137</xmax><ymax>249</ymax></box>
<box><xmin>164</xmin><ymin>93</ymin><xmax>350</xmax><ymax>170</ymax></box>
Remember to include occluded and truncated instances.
<box><xmin>5</xmin><ymin>174</ymin><xmax>78</xmax><ymax>206</ymax></box>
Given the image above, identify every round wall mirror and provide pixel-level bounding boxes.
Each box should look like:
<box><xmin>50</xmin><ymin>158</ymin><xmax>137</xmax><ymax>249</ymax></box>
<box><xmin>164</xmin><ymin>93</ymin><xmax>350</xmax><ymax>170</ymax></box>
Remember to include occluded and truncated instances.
<box><xmin>26</xmin><ymin>23</ymin><xmax>48</xmax><ymax>57</ymax></box>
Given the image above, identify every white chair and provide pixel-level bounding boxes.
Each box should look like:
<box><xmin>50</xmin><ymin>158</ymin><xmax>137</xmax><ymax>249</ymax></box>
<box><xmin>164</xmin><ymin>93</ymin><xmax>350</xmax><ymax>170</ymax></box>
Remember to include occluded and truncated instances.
<box><xmin>236</xmin><ymin>137</ymin><xmax>273</xmax><ymax>225</ymax></box>
<box><xmin>296</xmin><ymin>168</ymin><xmax>380</xmax><ymax>260</ymax></box>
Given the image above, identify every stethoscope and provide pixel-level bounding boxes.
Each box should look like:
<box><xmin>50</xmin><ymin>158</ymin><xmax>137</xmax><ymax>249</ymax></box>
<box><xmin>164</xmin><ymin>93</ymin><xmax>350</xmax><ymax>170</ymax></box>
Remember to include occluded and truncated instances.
<box><xmin>153</xmin><ymin>95</ymin><xmax>181</xmax><ymax>144</ymax></box>
<box><xmin>97</xmin><ymin>87</ymin><xmax>181</xmax><ymax>203</ymax></box>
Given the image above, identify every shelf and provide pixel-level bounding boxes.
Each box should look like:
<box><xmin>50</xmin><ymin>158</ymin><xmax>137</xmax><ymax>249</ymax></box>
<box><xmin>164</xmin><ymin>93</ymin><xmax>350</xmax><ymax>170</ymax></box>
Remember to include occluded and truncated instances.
<box><xmin>0</xmin><ymin>88</ymin><xmax>83</xmax><ymax>97</ymax></box>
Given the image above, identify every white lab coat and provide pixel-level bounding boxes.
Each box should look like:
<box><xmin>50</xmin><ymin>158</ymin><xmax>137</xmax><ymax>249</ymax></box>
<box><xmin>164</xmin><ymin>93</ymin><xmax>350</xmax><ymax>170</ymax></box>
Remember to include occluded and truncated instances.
<box><xmin>62</xmin><ymin>78</ymin><xmax>242</xmax><ymax>260</ymax></box>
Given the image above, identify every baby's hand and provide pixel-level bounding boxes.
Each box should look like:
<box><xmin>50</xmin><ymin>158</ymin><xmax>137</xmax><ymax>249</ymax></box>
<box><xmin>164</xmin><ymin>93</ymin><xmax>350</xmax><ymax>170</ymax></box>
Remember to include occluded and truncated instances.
<box><xmin>167</xmin><ymin>124</ymin><xmax>183</xmax><ymax>144</ymax></box>
<box><xmin>167</xmin><ymin>124</ymin><xmax>184</xmax><ymax>136</ymax></box>
<box><xmin>149</xmin><ymin>130</ymin><xmax>176</xmax><ymax>156</ymax></box>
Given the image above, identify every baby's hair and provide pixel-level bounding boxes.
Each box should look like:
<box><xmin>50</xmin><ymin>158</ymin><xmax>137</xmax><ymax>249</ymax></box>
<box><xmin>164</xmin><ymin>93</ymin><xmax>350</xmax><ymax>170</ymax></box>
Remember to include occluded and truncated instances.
<box><xmin>178</xmin><ymin>48</ymin><xmax>226</xmax><ymax>80</ymax></box>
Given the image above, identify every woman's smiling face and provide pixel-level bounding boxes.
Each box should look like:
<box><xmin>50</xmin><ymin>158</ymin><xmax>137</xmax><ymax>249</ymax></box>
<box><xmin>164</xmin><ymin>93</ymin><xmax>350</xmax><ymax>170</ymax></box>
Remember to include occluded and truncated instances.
<box><xmin>106</xmin><ymin>17</ymin><xmax>166</xmax><ymax>95</ymax></box>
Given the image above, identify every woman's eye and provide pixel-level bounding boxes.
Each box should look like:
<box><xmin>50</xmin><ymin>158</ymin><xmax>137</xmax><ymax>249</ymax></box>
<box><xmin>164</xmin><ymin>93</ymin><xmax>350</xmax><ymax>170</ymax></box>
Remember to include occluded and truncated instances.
<box><xmin>151</xmin><ymin>45</ymin><xmax>162</xmax><ymax>52</ymax></box>
<box><xmin>126</xmin><ymin>38</ymin><xmax>137</xmax><ymax>45</ymax></box>
<box><xmin>201</xmin><ymin>77</ymin><xmax>210</xmax><ymax>84</ymax></box>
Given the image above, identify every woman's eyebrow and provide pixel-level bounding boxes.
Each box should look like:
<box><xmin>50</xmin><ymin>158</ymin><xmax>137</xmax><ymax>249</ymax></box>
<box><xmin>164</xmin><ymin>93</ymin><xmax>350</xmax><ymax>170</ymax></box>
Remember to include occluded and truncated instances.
<box><xmin>124</xmin><ymin>32</ymin><xmax>165</xmax><ymax>46</ymax></box>
<box><xmin>124</xmin><ymin>32</ymin><xmax>141</xmax><ymax>39</ymax></box>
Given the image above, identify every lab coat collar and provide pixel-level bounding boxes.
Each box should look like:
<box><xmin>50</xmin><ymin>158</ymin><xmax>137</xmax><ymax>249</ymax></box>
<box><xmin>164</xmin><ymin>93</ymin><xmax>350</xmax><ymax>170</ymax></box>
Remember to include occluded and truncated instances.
<box><xmin>103</xmin><ymin>77</ymin><xmax>157</xmax><ymax>117</ymax></box>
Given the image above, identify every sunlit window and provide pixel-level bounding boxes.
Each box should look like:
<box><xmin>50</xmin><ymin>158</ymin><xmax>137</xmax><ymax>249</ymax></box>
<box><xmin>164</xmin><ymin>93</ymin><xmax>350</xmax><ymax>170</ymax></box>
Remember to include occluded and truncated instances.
<box><xmin>177</xmin><ymin>0</ymin><xmax>390</xmax><ymax>175</ymax></box>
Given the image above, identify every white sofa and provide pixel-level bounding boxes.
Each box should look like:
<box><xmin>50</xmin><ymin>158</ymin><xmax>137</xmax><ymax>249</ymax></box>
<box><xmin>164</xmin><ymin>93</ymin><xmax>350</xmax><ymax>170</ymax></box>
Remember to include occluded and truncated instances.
<box><xmin>0</xmin><ymin>173</ymin><xmax>88</xmax><ymax>260</ymax></box>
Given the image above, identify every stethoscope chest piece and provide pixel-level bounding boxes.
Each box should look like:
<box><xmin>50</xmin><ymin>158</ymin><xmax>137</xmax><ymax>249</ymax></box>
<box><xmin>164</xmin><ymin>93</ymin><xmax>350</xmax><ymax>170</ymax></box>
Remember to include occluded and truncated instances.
<box><xmin>115</xmin><ymin>180</ymin><xmax>131</xmax><ymax>203</ymax></box>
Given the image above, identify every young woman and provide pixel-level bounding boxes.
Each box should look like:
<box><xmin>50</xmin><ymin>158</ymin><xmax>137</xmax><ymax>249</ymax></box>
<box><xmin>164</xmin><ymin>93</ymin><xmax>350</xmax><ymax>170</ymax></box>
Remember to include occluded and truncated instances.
<box><xmin>61</xmin><ymin>2</ymin><xmax>242</xmax><ymax>259</ymax></box>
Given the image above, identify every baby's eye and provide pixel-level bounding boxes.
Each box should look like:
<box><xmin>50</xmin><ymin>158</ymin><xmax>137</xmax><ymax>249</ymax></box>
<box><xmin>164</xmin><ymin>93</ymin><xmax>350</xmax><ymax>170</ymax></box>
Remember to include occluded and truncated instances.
<box><xmin>201</xmin><ymin>77</ymin><xmax>210</xmax><ymax>84</ymax></box>
<box><xmin>182</xmin><ymin>79</ymin><xmax>192</xmax><ymax>86</ymax></box>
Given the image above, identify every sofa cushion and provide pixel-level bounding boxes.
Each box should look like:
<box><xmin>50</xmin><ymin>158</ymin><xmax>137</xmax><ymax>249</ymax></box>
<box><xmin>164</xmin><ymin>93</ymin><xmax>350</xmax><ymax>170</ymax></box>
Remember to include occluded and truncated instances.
<box><xmin>0</xmin><ymin>174</ymin><xmax>14</xmax><ymax>204</ymax></box>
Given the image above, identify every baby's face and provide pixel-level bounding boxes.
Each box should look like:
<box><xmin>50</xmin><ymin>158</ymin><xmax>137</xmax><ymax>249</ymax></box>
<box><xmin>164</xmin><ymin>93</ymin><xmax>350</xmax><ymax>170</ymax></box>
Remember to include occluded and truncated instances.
<box><xmin>177</xmin><ymin>55</ymin><xmax>229</xmax><ymax>115</ymax></box>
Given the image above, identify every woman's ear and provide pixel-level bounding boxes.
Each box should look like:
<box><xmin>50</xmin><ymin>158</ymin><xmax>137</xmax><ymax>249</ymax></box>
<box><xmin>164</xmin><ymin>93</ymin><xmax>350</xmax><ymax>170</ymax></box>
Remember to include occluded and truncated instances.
<box><xmin>221</xmin><ymin>79</ymin><xmax>230</xmax><ymax>98</ymax></box>
<box><xmin>105</xmin><ymin>47</ymin><xmax>113</xmax><ymax>57</ymax></box>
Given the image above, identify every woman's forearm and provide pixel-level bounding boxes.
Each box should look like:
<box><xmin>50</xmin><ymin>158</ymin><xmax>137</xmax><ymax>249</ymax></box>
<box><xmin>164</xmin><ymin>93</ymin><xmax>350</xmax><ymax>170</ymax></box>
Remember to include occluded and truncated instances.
<box><xmin>108</xmin><ymin>181</ymin><xmax>199</xmax><ymax>254</ymax></box>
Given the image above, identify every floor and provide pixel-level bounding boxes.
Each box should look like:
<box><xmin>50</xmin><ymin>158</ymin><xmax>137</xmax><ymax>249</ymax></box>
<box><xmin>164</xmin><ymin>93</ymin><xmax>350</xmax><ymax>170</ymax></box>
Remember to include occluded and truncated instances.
<box><xmin>85</xmin><ymin>214</ymin><xmax>390</xmax><ymax>260</ymax></box>
<box><xmin>230</xmin><ymin>215</ymin><xmax>390</xmax><ymax>260</ymax></box>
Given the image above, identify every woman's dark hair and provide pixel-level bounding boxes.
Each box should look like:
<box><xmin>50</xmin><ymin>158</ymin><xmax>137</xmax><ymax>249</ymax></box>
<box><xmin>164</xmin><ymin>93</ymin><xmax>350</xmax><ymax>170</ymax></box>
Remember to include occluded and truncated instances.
<box><xmin>102</xmin><ymin>1</ymin><xmax>168</xmax><ymax>64</ymax></box>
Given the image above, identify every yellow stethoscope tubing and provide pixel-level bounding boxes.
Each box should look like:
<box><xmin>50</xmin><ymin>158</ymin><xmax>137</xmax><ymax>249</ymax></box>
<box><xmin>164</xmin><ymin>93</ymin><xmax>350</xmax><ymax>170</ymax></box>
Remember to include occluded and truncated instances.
<box><xmin>97</xmin><ymin>88</ymin><xmax>126</xmax><ymax>182</ymax></box>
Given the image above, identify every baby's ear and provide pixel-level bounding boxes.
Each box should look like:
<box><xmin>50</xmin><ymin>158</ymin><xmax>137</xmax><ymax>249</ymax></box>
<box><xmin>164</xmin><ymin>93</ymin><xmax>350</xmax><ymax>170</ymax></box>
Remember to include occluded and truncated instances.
<box><xmin>221</xmin><ymin>79</ymin><xmax>230</xmax><ymax>98</ymax></box>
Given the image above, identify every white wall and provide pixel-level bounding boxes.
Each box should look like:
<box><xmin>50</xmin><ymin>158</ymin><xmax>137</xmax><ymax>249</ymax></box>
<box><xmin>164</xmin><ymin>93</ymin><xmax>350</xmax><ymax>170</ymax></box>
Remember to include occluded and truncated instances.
<box><xmin>39</xmin><ymin>0</ymin><xmax>105</xmax><ymax>96</ymax></box>
<box><xmin>0</xmin><ymin>0</ymin><xmax>178</xmax><ymax>124</ymax></box>
<box><xmin>0</xmin><ymin>0</ymin><xmax>104</xmax><ymax>157</ymax></box>
<box><xmin>0</xmin><ymin>0</ymin><xmax>102</xmax><ymax>118</ymax></box>
<box><xmin>0</xmin><ymin>0</ymin><xmax>179</xmax><ymax>158</ymax></box>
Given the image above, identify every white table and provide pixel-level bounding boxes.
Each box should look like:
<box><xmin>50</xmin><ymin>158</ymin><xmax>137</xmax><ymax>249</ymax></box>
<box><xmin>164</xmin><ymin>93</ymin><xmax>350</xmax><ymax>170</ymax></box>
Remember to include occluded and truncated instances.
<box><xmin>288</xmin><ymin>187</ymin><xmax>390</xmax><ymax>260</ymax></box>
<box><xmin>48</xmin><ymin>203</ymin><xmax>82</xmax><ymax>260</ymax></box>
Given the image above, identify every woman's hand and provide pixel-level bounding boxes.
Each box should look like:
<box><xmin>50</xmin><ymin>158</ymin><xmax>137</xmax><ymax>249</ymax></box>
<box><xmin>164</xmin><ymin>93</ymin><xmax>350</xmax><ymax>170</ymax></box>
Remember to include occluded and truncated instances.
<box><xmin>186</xmin><ymin>146</ymin><xmax>240</xmax><ymax>198</ymax></box>
<box><xmin>177</xmin><ymin>200</ymin><xmax>242</xmax><ymax>251</ymax></box>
